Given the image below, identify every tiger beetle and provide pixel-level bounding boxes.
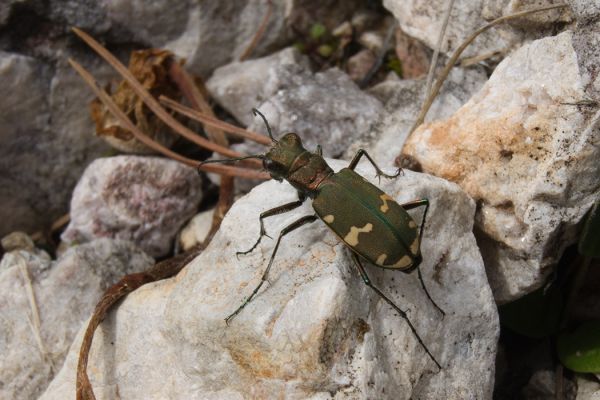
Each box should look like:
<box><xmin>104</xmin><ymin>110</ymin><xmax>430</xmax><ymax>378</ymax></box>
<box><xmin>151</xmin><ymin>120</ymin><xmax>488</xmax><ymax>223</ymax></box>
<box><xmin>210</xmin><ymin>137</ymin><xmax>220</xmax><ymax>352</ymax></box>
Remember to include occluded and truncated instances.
<box><xmin>200</xmin><ymin>109</ymin><xmax>444</xmax><ymax>369</ymax></box>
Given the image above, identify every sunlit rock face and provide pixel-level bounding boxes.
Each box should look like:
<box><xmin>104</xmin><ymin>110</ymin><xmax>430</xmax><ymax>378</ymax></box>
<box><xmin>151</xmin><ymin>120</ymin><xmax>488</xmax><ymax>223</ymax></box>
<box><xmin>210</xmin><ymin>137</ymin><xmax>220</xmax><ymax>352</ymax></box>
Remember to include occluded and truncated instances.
<box><xmin>402</xmin><ymin>31</ymin><xmax>600</xmax><ymax>303</ymax></box>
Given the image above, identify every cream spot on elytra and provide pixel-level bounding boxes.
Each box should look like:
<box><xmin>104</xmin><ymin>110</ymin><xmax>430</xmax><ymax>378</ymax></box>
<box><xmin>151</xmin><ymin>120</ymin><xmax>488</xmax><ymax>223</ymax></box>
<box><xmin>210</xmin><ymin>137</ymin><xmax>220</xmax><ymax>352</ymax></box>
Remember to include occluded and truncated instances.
<box><xmin>392</xmin><ymin>255</ymin><xmax>412</xmax><ymax>269</ymax></box>
<box><xmin>323</xmin><ymin>214</ymin><xmax>335</xmax><ymax>223</ymax></box>
<box><xmin>410</xmin><ymin>237</ymin><xmax>420</xmax><ymax>254</ymax></box>
<box><xmin>379</xmin><ymin>194</ymin><xmax>394</xmax><ymax>213</ymax></box>
<box><xmin>376</xmin><ymin>254</ymin><xmax>387</xmax><ymax>265</ymax></box>
<box><xmin>344</xmin><ymin>223</ymin><xmax>373</xmax><ymax>246</ymax></box>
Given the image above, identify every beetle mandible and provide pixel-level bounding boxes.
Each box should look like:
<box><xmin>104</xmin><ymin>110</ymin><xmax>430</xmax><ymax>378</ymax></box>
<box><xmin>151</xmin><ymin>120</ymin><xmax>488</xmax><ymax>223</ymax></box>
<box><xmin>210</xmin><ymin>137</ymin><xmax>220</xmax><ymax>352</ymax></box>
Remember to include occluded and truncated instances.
<box><xmin>200</xmin><ymin>109</ymin><xmax>444</xmax><ymax>369</ymax></box>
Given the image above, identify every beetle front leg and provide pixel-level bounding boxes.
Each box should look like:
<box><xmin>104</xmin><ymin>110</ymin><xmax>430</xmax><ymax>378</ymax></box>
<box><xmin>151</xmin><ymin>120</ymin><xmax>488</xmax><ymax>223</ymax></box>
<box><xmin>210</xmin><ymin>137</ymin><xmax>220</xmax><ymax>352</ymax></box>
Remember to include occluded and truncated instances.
<box><xmin>237</xmin><ymin>193</ymin><xmax>307</xmax><ymax>257</ymax></box>
<box><xmin>351</xmin><ymin>253</ymin><xmax>442</xmax><ymax>370</ymax></box>
<box><xmin>348</xmin><ymin>149</ymin><xmax>402</xmax><ymax>181</ymax></box>
<box><xmin>401</xmin><ymin>199</ymin><xmax>445</xmax><ymax>316</ymax></box>
<box><xmin>226</xmin><ymin>214</ymin><xmax>318</xmax><ymax>324</ymax></box>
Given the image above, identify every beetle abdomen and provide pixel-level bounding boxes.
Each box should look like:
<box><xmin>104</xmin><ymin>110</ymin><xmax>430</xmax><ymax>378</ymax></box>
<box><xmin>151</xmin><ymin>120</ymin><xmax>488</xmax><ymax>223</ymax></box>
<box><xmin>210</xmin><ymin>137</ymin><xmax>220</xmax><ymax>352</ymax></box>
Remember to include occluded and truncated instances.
<box><xmin>312</xmin><ymin>168</ymin><xmax>420</xmax><ymax>270</ymax></box>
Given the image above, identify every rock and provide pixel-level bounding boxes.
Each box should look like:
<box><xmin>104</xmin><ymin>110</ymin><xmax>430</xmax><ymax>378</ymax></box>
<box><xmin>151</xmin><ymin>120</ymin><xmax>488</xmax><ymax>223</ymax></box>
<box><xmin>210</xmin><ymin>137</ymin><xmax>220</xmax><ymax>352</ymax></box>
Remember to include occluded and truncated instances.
<box><xmin>2</xmin><ymin>231</ymin><xmax>39</xmax><ymax>253</ymax></box>
<box><xmin>346</xmin><ymin>48</ymin><xmax>377</xmax><ymax>82</ymax></box>
<box><xmin>520</xmin><ymin>369</ymin><xmax>576</xmax><ymax>399</ymax></box>
<box><xmin>576</xmin><ymin>375</ymin><xmax>600</xmax><ymax>400</ymax></box>
<box><xmin>61</xmin><ymin>156</ymin><xmax>203</xmax><ymax>258</ymax></box>
<box><xmin>250</xmin><ymin>70</ymin><xmax>383</xmax><ymax>159</ymax></box>
<box><xmin>207</xmin><ymin>47</ymin><xmax>312</xmax><ymax>127</ymax></box>
<box><xmin>382</xmin><ymin>0</ymin><xmax>572</xmax><ymax>59</ymax></box>
<box><xmin>208</xmin><ymin>47</ymin><xmax>384</xmax><ymax>158</ymax></box>
<box><xmin>106</xmin><ymin>0</ymin><xmax>360</xmax><ymax>77</ymax></box>
<box><xmin>349</xmin><ymin>67</ymin><xmax>488</xmax><ymax>169</ymax></box>
<box><xmin>40</xmin><ymin>160</ymin><xmax>498</xmax><ymax>400</ymax></box>
<box><xmin>567</xmin><ymin>0</ymin><xmax>600</xmax><ymax>25</ymax></box>
<box><xmin>401</xmin><ymin>31</ymin><xmax>600</xmax><ymax>303</ymax></box>
<box><xmin>0</xmin><ymin>238</ymin><xmax>153</xmax><ymax>400</ymax></box>
<box><xmin>482</xmin><ymin>0</ymin><xmax>573</xmax><ymax>29</ymax></box>
<box><xmin>179</xmin><ymin>208</ymin><xmax>215</xmax><ymax>252</ymax></box>
<box><xmin>394</xmin><ymin>26</ymin><xmax>431</xmax><ymax>79</ymax></box>
<box><xmin>0</xmin><ymin>50</ymin><xmax>115</xmax><ymax>238</ymax></box>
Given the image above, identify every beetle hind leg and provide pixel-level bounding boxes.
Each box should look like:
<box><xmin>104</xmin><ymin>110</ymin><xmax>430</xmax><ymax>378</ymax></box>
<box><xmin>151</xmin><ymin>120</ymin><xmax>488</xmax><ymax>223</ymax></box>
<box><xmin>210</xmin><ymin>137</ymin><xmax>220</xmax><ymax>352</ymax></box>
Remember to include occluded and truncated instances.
<box><xmin>351</xmin><ymin>253</ymin><xmax>442</xmax><ymax>370</ymax></box>
<box><xmin>400</xmin><ymin>199</ymin><xmax>445</xmax><ymax>316</ymax></box>
<box><xmin>348</xmin><ymin>149</ymin><xmax>402</xmax><ymax>181</ymax></box>
<box><xmin>226</xmin><ymin>214</ymin><xmax>318</xmax><ymax>324</ymax></box>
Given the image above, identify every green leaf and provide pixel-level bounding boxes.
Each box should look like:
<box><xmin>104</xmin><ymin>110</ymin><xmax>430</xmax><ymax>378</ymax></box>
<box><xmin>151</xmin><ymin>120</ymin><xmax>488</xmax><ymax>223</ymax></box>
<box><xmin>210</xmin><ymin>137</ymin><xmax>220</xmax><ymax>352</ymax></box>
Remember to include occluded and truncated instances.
<box><xmin>499</xmin><ymin>285</ymin><xmax>562</xmax><ymax>338</ymax></box>
<box><xmin>579</xmin><ymin>199</ymin><xmax>600</xmax><ymax>257</ymax></box>
<box><xmin>558</xmin><ymin>321</ymin><xmax>600</xmax><ymax>372</ymax></box>
<box><xmin>293</xmin><ymin>42</ymin><xmax>306</xmax><ymax>53</ymax></box>
<box><xmin>385</xmin><ymin>55</ymin><xmax>403</xmax><ymax>78</ymax></box>
<box><xmin>317</xmin><ymin>44</ymin><xmax>333</xmax><ymax>58</ymax></box>
<box><xmin>310</xmin><ymin>23</ymin><xmax>326</xmax><ymax>40</ymax></box>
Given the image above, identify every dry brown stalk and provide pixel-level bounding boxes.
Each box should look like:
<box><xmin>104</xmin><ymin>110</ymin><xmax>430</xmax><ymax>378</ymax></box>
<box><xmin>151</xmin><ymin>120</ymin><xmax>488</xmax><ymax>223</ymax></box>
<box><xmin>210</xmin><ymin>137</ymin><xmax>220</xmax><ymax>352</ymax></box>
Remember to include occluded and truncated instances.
<box><xmin>69</xmin><ymin>59</ymin><xmax>269</xmax><ymax>180</ymax></box>
<box><xmin>72</xmin><ymin>27</ymin><xmax>253</xmax><ymax>161</ymax></box>
<box><xmin>160</xmin><ymin>96</ymin><xmax>272</xmax><ymax>146</ymax></box>
<box><xmin>239</xmin><ymin>0</ymin><xmax>273</xmax><ymax>61</ymax></box>
<box><xmin>76</xmin><ymin>240</ymin><xmax>215</xmax><ymax>400</ymax></box>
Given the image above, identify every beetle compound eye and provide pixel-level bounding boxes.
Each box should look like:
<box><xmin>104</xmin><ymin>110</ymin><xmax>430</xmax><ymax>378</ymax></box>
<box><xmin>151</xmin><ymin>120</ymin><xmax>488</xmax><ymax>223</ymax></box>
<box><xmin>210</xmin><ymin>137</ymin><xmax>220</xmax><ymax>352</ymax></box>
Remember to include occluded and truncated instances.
<box><xmin>263</xmin><ymin>158</ymin><xmax>285</xmax><ymax>178</ymax></box>
<box><xmin>262</xmin><ymin>158</ymin><xmax>272</xmax><ymax>170</ymax></box>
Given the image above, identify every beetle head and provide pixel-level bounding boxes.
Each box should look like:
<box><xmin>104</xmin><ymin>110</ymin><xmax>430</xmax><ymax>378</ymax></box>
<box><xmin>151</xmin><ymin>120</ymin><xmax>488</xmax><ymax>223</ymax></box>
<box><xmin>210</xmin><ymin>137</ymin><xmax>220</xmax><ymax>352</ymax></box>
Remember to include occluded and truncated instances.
<box><xmin>263</xmin><ymin>132</ymin><xmax>306</xmax><ymax>181</ymax></box>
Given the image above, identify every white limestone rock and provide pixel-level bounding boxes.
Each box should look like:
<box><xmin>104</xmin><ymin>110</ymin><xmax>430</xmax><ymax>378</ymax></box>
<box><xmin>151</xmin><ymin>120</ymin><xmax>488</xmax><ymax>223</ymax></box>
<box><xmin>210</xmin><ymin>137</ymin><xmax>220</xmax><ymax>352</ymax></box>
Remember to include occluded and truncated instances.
<box><xmin>401</xmin><ymin>31</ymin><xmax>600</xmax><ymax>303</ymax></box>
<box><xmin>41</xmin><ymin>161</ymin><xmax>498</xmax><ymax>400</ymax></box>
<box><xmin>61</xmin><ymin>156</ymin><xmax>203</xmax><ymax>258</ymax></box>
<box><xmin>349</xmin><ymin>67</ymin><xmax>488</xmax><ymax>169</ymax></box>
<box><xmin>0</xmin><ymin>238</ymin><xmax>153</xmax><ymax>400</ymax></box>
<box><xmin>179</xmin><ymin>208</ymin><xmax>215</xmax><ymax>252</ymax></box>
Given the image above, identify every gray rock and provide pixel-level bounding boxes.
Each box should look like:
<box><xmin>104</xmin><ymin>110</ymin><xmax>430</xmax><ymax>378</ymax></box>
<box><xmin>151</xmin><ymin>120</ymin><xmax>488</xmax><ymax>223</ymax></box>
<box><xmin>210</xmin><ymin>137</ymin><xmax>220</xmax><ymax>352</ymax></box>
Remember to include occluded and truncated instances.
<box><xmin>207</xmin><ymin>47</ymin><xmax>312</xmax><ymax>126</ymax></box>
<box><xmin>106</xmin><ymin>0</ymin><xmax>359</xmax><ymax>77</ymax></box>
<box><xmin>41</xmin><ymin>160</ymin><xmax>498</xmax><ymax>400</ymax></box>
<box><xmin>566</xmin><ymin>0</ymin><xmax>600</xmax><ymax>25</ymax></box>
<box><xmin>208</xmin><ymin>47</ymin><xmax>385</xmax><ymax>158</ymax></box>
<box><xmin>0</xmin><ymin>50</ymin><xmax>115</xmax><ymax>238</ymax></box>
<box><xmin>402</xmin><ymin>31</ymin><xmax>600</xmax><ymax>303</ymax></box>
<box><xmin>0</xmin><ymin>238</ymin><xmax>153</xmax><ymax>400</ymax></box>
<box><xmin>61</xmin><ymin>156</ymin><xmax>203</xmax><ymax>258</ymax></box>
<box><xmin>250</xmin><ymin>70</ymin><xmax>383</xmax><ymax>159</ymax></box>
<box><xmin>383</xmin><ymin>0</ymin><xmax>572</xmax><ymax>59</ymax></box>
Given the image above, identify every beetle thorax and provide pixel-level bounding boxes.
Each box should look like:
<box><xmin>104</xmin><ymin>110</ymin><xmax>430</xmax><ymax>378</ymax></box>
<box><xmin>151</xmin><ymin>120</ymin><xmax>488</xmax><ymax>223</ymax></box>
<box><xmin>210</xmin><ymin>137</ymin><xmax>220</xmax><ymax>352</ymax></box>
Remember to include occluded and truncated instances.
<box><xmin>263</xmin><ymin>133</ymin><xmax>333</xmax><ymax>196</ymax></box>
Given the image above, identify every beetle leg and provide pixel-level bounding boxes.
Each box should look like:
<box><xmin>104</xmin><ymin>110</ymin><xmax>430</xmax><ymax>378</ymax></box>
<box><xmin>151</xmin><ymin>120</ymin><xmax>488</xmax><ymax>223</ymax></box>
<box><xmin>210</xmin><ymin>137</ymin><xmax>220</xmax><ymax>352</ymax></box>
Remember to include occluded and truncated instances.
<box><xmin>350</xmin><ymin>253</ymin><xmax>442</xmax><ymax>370</ymax></box>
<box><xmin>316</xmin><ymin>144</ymin><xmax>323</xmax><ymax>156</ymax></box>
<box><xmin>226</xmin><ymin>214</ymin><xmax>319</xmax><ymax>324</ymax></box>
<box><xmin>400</xmin><ymin>199</ymin><xmax>445</xmax><ymax>316</ymax></box>
<box><xmin>348</xmin><ymin>149</ymin><xmax>402</xmax><ymax>182</ymax></box>
<box><xmin>237</xmin><ymin>193</ymin><xmax>307</xmax><ymax>257</ymax></box>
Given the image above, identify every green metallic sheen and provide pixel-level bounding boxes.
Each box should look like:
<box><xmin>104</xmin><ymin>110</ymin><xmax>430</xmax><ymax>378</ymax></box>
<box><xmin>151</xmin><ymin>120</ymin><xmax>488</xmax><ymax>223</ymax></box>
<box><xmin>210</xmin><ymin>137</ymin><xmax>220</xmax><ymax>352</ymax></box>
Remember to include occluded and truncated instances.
<box><xmin>312</xmin><ymin>168</ymin><xmax>420</xmax><ymax>270</ymax></box>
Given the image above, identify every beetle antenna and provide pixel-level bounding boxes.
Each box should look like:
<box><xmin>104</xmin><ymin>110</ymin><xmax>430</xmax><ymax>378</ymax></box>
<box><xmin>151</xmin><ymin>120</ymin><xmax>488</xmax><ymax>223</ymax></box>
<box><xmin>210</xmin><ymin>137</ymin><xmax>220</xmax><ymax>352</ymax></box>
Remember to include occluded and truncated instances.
<box><xmin>252</xmin><ymin>108</ymin><xmax>277</xmax><ymax>143</ymax></box>
<box><xmin>197</xmin><ymin>154</ymin><xmax>265</xmax><ymax>173</ymax></box>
